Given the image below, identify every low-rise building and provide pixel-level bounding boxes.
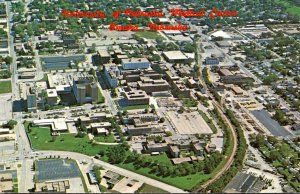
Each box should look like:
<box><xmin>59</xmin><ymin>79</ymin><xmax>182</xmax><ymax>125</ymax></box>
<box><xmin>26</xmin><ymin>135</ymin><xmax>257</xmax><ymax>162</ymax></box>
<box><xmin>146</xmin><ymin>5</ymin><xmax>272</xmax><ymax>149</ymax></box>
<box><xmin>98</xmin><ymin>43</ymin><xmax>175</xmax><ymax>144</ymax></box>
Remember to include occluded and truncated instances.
<box><xmin>137</xmin><ymin>78</ymin><xmax>170</xmax><ymax>94</ymax></box>
<box><xmin>35</xmin><ymin>180</ymin><xmax>70</xmax><ymax>193</ymax></box>
<box><xmin>0</xmin><ymin>172</ymin><xmax>13</xmax><ymax>193</ymax></box>
<box><xmin>162</xmin><ymin>51</ymin><xmax>190</xmax><ymax>63</ymax></box>
<box><xmin>121</xmin><ymin>58</ymin><xmax>150</xmax><ymax>70</ymax></box>
<box><xmin>122</xmin><ymin>90</ymin><xmax>150</xmax><ymax>105</ymax></box>
<box><xmin>0</xmin><ymin>128</ymin><xmax>10</xmax><ymax>135</ymax></box>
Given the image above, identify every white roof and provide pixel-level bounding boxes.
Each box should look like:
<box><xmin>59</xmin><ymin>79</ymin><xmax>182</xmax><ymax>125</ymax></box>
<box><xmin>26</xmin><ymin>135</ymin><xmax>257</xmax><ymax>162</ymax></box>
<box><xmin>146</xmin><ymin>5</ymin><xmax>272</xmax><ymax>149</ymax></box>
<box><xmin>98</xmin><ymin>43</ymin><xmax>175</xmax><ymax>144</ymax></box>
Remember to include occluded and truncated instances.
<box><xmin>211</xmin><ymin>30</ymin><xmax>231</xmax><ymax>39</ymax></box>
<box><xmin>0</xmin><ymin>128</ymin><xmax>10</xmax><ymax>133</ymax></box>
<box><xmin>96</xmin><ymin>128</ymin><xmax>108</xmax><ymax>133</ymax></box>
<box><xmin>90</xmin><ymin>122</ymin><xmax>111</xmax><ymax>128</ymax></box>
<box><xmin>33</xmin><ymin>118</ymin><xmax>68</xmax><ymax>131</ymax></box>
<box><xmin>47</xmin><ymin>89</ymin><xmax>58</xmax><ymax>98</ymax></box>
<box><xmin>163</xmin><ymin>51</ymin><xmax>188</xmax><ymax>60</ymax></box>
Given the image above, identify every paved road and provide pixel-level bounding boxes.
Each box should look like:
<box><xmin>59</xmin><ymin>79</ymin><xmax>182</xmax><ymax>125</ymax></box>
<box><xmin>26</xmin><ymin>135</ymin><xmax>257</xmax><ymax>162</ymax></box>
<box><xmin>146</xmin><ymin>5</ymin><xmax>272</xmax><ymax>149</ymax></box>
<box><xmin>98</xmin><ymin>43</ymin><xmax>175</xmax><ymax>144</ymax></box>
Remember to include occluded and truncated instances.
<box><xmin>193</xmin><ymin>41</ymin><xmax>238</xmax><ymax>192</ymax></box>
<box><xmin>35</xmin><ymin>151</ymin><xmax>187</xmax><ymax>193</ymax></box>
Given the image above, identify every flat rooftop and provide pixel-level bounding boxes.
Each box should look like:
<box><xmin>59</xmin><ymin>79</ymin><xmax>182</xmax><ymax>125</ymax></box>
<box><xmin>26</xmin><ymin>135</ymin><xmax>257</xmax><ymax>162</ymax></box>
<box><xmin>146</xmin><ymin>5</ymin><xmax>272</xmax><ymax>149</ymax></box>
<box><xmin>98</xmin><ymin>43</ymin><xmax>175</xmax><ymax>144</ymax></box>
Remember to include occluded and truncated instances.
<box><xmin>122</xmin><ymin>58</ymin><xmax>149</xmax><ymax>64</ymax></box>
<box><xmin>163</xmin><ymin>51</ymin><xmax>188</xmax><ymax>60</ymax></box>
<box><xmin>252</xmin><ymin>109</ymin><xmax>294</xmax><ymax>138</ymax></box>
<box><xmin>166</xmin><ymin>111</ymin><xmax>213</xmax><ymax>135</ymax></box>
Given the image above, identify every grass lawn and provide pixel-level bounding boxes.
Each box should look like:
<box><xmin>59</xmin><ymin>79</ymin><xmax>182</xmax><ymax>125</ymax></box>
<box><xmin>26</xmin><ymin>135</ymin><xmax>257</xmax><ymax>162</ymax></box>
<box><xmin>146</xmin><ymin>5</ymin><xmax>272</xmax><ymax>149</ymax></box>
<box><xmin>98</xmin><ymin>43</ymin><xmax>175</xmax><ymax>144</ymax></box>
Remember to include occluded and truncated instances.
<box><xmin>0</xmin><ymin>81</ymin><xmax>11</xmax><ymax>94</ymax></box>
<box><xmin>93</xmin><ymin>134</ymin><xmax>115</xmax><ymax>143</ymax></box>
<box><xmin>275</xmin><ymin>0</ymin><xmax>300</xmax><ymax>17</ymax></box>
<box><xmin>138</xmin><ymin>183</ymin><xmax>168</xmax><ymax>193</ymax></box>
<box><xmin>144</xmin><ymin>153</ymin><xmax>172</xmax><ymax>165</ymax></box>
<box><xmin>26</xmin><ymin>125</ymin><xmax>113</xmax><ymax>156</ymax></box>
<box><xmin>119</xmin><ymin>104</ymin><xmax>149</xmax><ymax>111</ymax></box>
<box><xmin>135</xmin><ymin>31</ymin><xmax>164</xmax><ymax>40</ymax></box>
<box><xmin>182</xmin><ymin>98</ymin><xmax>198</xmax><ymax>107</ymax></box>
<box><xmin>117</xmin><ymin>162</ymin><xmax>210</xmax><ymax>191</ymax></box>
<box><xmin>98</xmin><ymin>89</ymin><xmax>105</xmax><ymax>103</ymax></box>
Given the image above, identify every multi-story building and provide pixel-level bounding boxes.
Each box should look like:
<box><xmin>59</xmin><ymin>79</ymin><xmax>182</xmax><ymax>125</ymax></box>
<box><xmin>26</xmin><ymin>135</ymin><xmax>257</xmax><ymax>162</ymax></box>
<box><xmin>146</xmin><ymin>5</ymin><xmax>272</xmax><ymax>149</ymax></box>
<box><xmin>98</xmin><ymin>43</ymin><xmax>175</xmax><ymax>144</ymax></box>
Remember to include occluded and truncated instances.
<box><xmin>46</xmin><ymin>89</ymin><xmax>58</xmax><ymax>105</ymax></box>
<box><xmin>121</xmin><ymin>58</ymin><xmax>150</xmax><ymax>70</ymax></box>
<box><xmin>96</xmin><ymin>50</ymin><xmax>111</xmax><ymax>65</ymax></box>
<box><xmin>103</xmin><ymin>63</ymin><xmax>120</xmax><ymax>88</ymax></box>
<box><xmin>27</xmin><ymin>93</ymin><xmax>37</xmax><ymax>113</ymax></box>
<box><xmin>73</xmin><ymin>75</ymin><xmax>99</xmax><ymax>104</ymax></box>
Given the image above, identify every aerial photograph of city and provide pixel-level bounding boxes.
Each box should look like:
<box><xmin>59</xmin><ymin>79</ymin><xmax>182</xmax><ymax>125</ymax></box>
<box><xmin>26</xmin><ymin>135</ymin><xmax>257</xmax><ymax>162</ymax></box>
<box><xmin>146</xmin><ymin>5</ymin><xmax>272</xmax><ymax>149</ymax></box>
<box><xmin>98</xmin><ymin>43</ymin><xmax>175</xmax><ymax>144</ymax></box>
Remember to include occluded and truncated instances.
<box><xmin>0</xmin><ymin>0</ymin><xmax>299</xmax><ymax>193</ymax></box>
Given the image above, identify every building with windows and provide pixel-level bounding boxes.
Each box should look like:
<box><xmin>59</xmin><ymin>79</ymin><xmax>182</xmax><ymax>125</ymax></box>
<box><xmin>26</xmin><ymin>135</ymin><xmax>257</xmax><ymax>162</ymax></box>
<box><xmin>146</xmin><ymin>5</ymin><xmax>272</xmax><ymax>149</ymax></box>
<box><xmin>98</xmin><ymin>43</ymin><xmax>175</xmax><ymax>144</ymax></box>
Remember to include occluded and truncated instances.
<box><xmin>73</xmin><ymin>75</ymin><xmax>99</xmax><ymax>104</ymax></box>
<box><xmin>121</xmin><ymin>58</ymin><xmax>150</xmax><ymax>70</ymax></box>
<box><xmin>104</xmin><ymin>63</ymin><xmax>120</xmax><ymax>88</ymax></box>
<box><xmin>27</xmin><ymin>93</ymin><xmax>37</xmax><ymax>113</ymax></box>
<box><xmin>122</xmin><ymin>90</ymin><xmax>149</xmax><ymax>105</ymax></box>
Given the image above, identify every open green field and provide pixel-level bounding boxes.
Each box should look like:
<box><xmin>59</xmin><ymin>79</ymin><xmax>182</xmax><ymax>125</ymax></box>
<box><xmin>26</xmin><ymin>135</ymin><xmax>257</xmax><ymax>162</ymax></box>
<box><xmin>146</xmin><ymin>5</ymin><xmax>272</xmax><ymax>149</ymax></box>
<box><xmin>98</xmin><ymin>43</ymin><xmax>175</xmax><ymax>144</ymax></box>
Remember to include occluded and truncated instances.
<box><xmin>275</xmin><ymin>0</ymin><xmax>300</xmax><ymax>17</ymax></box>
<box><xmin>138</xmin><ymin>184</ymin><xmax>168</xmax><ymax>193</ymax></box>
<box><xmin>26</xmin><ymin>125</ymin><xmax>113</xmax><ymax>156</ymax></box>
<box><xmin>119</xmin><ymin>104</ymin><xmax>149</xmax><ymax>111</ymax></box>
<box><xmin>93</xmin><ymin>134</ymin><xmax>115</xmax><ymax>143</ymax></box>
<box><xmin>145</xmin><ymin>153</ymin><xmax>172</xmax><ymax>165</ymax></box>
<box><xmin>135</xmin><ymin>31</ymin><xmax>164</xmax><ymax>40</ymax></box>
<box><xmin>0</xmin><ymin>81</ymin><xmax>11</xmax><ymax>94</ymax></box>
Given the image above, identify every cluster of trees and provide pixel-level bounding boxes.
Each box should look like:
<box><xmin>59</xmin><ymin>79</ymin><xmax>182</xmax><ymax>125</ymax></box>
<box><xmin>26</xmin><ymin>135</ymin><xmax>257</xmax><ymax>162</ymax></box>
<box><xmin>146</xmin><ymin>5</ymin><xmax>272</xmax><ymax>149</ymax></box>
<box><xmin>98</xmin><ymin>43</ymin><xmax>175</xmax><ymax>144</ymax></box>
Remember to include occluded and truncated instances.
<box><xmin>294</xmin><ymin>76</ymin><xmax>300</xmax><ymax>84</ymax></box>
<box><xmin>0</xmin><ymin>28</ymin><xmax>7</xmax><ymax>38</ymax></box>
<box><xmin>0</xmin><ymin>56</ymin><xmax>13</xmax><ymax>65</ymax></box>
<box><xmin>211</xmin><ymin>108</ymin><xmax>231</xmax><ymax>155</ymax></box>
<box><xmin>156</xmin><ymin>42</ymin><xmax>179</xmax><ymax>51</ymax></box>
<box><xmin>263</xmin><ymin>73</ymin><xmax>279</xmax><ymax>85</ymax></box>
<box><xmin>2</xmin><ymin>120</ymin><xmax>18</xmax><ymax>130</ymax></box>
<box><xmin>202</xmin><ymin>67</ymin><xmax>213</xmax><ymax>88</ymax></box>
<box><xmin>108</xmin><ymin>117</ymin><xmax>125</xmax><ymax>142</ymax></box>
<box><xmin>273</xmin><ymin>109</ymin><xmax>293</xmax><ymax>126</ymax></box>
<box><xmin>17</xmin><ymin>57</ymin><xmax>35</xmax><ymax>68</ymax></box>
<box><xmin>178</xmin><ymin>42</ymin><xmax>195</xmax><ymax>53</ymax></box>
<box><xmin>124</xmin><ymin>151</ymin><xmax>223</xmax><ymax>178</ymax></box>
<box><xmin>148</xmin><ymin>54</ymin><xmax>161</xmax><ymax>62</ymax></box>
<box><xmin>206</xmin><ymin>109</ymin><xmax>247</xmax><ymax>192</ymax></box>
<box><xmin>243</xmin><ymin>46</ymin><xmax>273</xmax><ymax>61</ymax></box>
<box><xmin>250</xmin><ymin>134</ymin><xmax>300</xmax><ymax>191</ymax></box>
<box><xmin>0</xmin><ymin>70</ymin><xmax>12</xmax><ymax>79</ymax></box>
<box><xmin>106</xmin><ymin>143</ymin><xmax>129</xmax><ymax>164</ymax></box>
<box><xmin>271</xmin><ymin>63</ymin><xmax>289</xmax><ymax>77</ymax></box>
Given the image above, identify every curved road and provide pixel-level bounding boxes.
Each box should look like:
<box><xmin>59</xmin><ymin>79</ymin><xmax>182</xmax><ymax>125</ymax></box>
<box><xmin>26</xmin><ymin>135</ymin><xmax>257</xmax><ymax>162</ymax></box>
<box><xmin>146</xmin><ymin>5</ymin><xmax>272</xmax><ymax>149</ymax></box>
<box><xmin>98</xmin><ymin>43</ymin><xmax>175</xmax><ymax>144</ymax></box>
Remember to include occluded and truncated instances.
<box><xmin>193</xmin><ymin>41</ymin><xmax>238</xmax><ymax>192</ymax></box>
<box><xmin>195</xmin><ymin>101</ymin><xmax>237</xmax><ymax>191</ymax></box>
<box><xmin>33</xmin><ymin>150</ymin><xmax>187</xmax><ymax>193</ymax></box>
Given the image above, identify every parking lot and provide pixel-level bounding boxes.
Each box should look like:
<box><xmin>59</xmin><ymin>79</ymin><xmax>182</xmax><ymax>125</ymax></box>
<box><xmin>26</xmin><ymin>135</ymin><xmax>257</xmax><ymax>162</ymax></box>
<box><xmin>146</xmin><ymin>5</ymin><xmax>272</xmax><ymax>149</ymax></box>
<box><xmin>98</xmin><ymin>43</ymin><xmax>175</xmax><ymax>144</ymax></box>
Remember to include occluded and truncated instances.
<box><xmin>252</xmin><ymin>110</ymin><xmax>294</xmax><ymax>137</ymax></box>
<box><xmin>35</xmin><ymin>159</ymin><xmax>81</xmax><ymax>182</ymax></box>
<box><xmin>0</xmin><ymin>93</ymin><xmax>12</xmax><ymax>122</ymax></box>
